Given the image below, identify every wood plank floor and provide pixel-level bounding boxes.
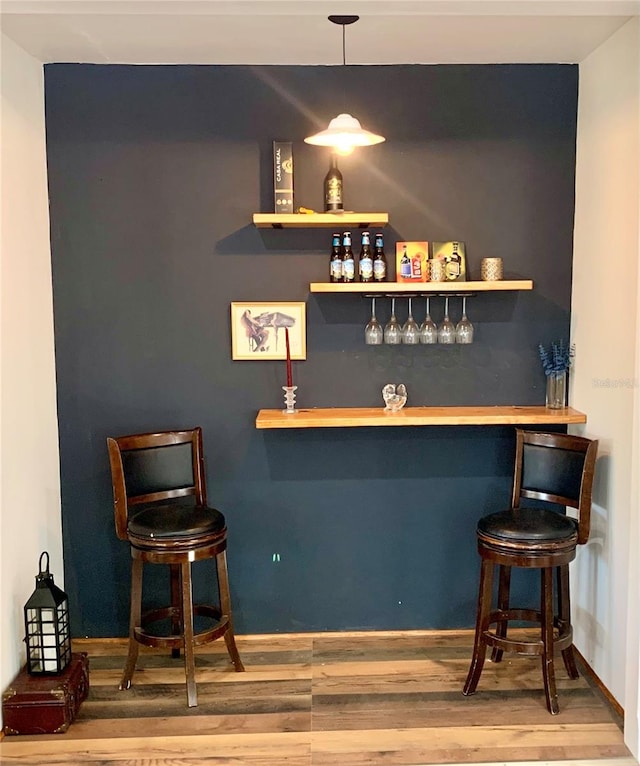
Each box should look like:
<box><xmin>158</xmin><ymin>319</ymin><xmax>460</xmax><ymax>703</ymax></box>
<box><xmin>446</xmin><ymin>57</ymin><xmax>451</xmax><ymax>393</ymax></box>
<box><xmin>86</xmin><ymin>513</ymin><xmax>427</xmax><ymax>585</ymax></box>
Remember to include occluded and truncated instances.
<box><xmin>0</xmin><ymin>630</ymin><xmax>632</xmax><ymax>766</ymax></box>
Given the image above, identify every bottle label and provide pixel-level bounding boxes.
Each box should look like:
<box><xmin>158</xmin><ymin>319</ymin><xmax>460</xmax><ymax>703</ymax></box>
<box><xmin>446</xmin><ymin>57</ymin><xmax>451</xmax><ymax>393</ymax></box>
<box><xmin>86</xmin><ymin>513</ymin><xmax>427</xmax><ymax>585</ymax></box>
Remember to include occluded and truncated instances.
<box><xmin>331</xmin><ymin>260</ymin><xmax>343</xmax><ymax>280</ymax></box>
<box><xmin>343</xmin><ymin>258</ymin><xmax>355</xmax><ymax>280</ymax></box>
<box><xmin>359</xmin><ymin>257</ymin><xmax>373</xmax><ymax>280</ymax></box>
<box><xmin>400</xmin><ymin>259</ymin><xmax>411</xmax><ymax>278</ymax></box>
<box><xmin>326</xmin><ymin>179</ymin><xmax>342</xmax><ymax>205</ymax></box>
<box><xmin>373</xmin><ymin>259</ymin><xmax>386</xmax><ymax>279</ymax></box>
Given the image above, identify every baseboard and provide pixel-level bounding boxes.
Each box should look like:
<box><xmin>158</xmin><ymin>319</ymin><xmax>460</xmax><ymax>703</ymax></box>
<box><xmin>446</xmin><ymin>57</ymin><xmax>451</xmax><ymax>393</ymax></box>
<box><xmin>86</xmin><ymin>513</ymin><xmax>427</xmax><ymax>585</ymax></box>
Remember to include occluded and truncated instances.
<box><xmin>574</xmin><ymin>645</ymin><xmax>624</xmax><ymax>720</ymax></box>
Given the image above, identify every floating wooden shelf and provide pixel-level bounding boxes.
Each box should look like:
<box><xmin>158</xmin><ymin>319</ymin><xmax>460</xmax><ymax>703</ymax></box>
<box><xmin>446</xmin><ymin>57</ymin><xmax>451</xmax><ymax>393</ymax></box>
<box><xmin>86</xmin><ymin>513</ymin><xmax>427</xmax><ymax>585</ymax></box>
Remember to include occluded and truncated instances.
<box><xmin>252</xmin><ymin>212</ymin><xmax>389</xmax><ymax>229</ymax></box>
<box><xmin>255</xmin><ymin>406</ymin><xmax>587</xmax><ymax>430</ymax></box>
<box><xmin>309</xmin><ymin>280</ymin><xmax>533</xmax><ymax>294</ymax></box>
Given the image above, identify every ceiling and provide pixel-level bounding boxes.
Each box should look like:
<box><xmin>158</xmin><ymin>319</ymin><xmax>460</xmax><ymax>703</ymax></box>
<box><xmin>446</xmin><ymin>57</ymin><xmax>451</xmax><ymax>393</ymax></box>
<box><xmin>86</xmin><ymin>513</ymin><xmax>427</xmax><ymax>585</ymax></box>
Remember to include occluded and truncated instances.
<box><xmin>0</xmin><ymin>1</ymin><xmax>637</xmax><ymax>65</ymax></box>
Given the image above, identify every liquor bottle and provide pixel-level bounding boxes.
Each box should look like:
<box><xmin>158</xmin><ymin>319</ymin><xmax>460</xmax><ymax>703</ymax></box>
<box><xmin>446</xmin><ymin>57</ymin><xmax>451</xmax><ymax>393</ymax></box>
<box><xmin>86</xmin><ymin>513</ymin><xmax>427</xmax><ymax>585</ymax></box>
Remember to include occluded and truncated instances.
<box><xmin>329</xmin><ymin>232</ymin><xmax>343</xmax><ymax>283</ymax></box>
<box><xmin>400</xmin><ymin>244</ymin><xmax>411</xmax><ymax>280</ymax></box>
<box><xmin>358</xmin><ymin>231</ymin><xmax>373</xmax><ymax>282</ymax></box>
<box><xmin>373</xmin><ymin>232</ymin><xmax>387</xmax><ymax>282</ymax></box>
<box><xmin>323</xmin><ymin>154</ymin><xmax>343</xmax><ymax>212</ymax></box>
<box><xmin>341</xmin><ymin>231</ymin><xmax>355</xmax><ymax>283</ymax></box>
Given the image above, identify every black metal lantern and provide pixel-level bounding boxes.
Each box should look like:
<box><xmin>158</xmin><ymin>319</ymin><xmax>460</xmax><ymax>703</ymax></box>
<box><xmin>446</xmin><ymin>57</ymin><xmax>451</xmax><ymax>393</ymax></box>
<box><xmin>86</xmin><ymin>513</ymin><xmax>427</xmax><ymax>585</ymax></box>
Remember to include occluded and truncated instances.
<box><xmin>24</xmin><ymin>552</ymin><xmax>71</xmax><ymax>675</ymax></box>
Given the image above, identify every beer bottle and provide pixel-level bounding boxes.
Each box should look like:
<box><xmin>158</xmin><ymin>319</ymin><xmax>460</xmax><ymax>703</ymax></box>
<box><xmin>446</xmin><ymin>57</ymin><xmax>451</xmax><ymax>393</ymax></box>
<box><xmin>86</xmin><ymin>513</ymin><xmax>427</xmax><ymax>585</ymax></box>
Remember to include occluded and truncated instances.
<box><xmin>373</xmin><ymin>232</ymin><xmax>387</xmax><ymax>282</ymax></box>
<box><xmin>323</xmin><ymin>154</ymin><xmax>343</xmax><ymax>212</ymax></box>
<box><xmin>341</xmin><ymin>231</ymin><xmax>355</xmax><ymax>283</ymax></box>
<box><xmin>358</xmin><ymin>231</ymin><xmax>373</xmax><ymax>282</ymax></box>
<box><xmin>329</xmin><ymin>232</ymin><xmax>343</xmax><ymax>283</ymax></box>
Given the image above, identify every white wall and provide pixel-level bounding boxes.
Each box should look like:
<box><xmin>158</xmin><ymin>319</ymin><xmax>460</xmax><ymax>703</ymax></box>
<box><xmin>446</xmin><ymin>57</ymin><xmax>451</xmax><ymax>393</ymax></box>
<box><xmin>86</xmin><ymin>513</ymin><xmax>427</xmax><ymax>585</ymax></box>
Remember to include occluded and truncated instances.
<box><xmin>0</xmin><ymin>33</ymin><xmax>63</xmax><ymax>710</ymax></box>
<box><xmin>571</xmin><ymin>16</ymin><xmax>640</xmax><ymax>756</ymax></box>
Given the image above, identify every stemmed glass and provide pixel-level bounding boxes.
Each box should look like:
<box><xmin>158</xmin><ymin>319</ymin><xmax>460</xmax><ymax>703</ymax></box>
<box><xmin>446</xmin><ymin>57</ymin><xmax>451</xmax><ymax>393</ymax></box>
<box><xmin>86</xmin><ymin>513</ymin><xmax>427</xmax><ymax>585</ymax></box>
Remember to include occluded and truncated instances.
<box><xmin>402</xmin><ymin>297</ymin><xmax>420</xmax><ymax>344</ymax></box>
<box><xmin>419</xmin><ymin>296</ymin><xmax>438</xmax><ymax>344</ymax></box>
<box><xmin>364</xmin><ymin>297</ymin><xmax>383</xmax><ymax>345</ymax></box>
<box><xmin>384</xmin><ymin>297</ymin><xmax>401</xmax><ymax>345</ymax></box>
<box><xmin>438</xmin><ymin>296</ymin><xmax>456</xmax><ymax>344</ymax></box>
<box><xmin>455</xmin><ymin>296</ymin><xmax>474</xmax><ymax>344</ymax></box>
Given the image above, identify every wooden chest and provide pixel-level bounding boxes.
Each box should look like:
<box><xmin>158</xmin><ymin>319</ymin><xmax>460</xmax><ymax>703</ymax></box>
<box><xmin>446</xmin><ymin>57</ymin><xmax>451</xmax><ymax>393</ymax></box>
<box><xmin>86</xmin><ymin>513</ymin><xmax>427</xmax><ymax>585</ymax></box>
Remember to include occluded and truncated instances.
<box><xmin>2</xmin><ymin>652</ymin><xmax>89</xmax><ymax>735</ymax></box>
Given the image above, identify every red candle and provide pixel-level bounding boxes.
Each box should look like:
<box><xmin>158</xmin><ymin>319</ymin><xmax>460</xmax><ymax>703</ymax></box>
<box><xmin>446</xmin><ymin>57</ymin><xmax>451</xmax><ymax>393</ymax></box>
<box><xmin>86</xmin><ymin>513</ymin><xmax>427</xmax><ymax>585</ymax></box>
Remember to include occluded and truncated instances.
<box><xmin>285</xmin><ymin>327</ymin><xmax>293</xmax><ymax>387</ymax></box>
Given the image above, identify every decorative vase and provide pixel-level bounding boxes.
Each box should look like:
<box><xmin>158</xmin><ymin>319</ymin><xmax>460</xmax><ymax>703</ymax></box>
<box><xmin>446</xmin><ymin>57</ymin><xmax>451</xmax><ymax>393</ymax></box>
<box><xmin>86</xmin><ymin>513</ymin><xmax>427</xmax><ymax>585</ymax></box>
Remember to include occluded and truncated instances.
<box><xmin>546</xmin><ymin>371</ymin><xmax>567</xmax><ymax>409</ymax></box>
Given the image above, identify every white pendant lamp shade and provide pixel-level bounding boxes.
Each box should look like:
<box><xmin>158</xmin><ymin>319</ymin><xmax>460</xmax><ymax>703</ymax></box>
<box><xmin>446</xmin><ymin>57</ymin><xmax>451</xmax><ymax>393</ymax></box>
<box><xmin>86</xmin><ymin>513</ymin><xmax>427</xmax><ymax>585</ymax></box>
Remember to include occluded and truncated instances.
<box><xmin>304</xmin><ymin>113</ymin><xmax>385</xmax><ymax>153</ymax></box>
<box><xmin>305</xmin><ymin>16</ymin><xmax>385</xmax><ymax>153</ymax></box>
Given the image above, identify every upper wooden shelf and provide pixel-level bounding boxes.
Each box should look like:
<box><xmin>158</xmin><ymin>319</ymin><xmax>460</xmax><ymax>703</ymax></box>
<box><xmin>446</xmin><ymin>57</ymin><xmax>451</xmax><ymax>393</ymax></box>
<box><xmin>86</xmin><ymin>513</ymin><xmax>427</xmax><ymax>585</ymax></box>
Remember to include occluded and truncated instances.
<box><xmin>255</xmin><ymin>406</ymin><xmax>587</xmax><ymax>429</ymax></box>
<box><xmin>309</xmin><ymin>280</ymin><xmax>533</xmax><ymax>294</ymax></box>
<box><xmin>252</xmin><ymin>212</ymin><xmax>389</xmax><ymax>229</ymax></box>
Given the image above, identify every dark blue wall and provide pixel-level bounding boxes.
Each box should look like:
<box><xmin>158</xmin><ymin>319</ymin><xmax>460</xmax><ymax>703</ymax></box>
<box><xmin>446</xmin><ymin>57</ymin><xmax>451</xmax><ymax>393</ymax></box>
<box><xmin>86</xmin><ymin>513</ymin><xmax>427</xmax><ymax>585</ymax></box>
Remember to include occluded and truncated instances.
<box><xmin>44</xmin><ymin>64</ymin><xmax>578</xmax><ymax>637</ymax></box>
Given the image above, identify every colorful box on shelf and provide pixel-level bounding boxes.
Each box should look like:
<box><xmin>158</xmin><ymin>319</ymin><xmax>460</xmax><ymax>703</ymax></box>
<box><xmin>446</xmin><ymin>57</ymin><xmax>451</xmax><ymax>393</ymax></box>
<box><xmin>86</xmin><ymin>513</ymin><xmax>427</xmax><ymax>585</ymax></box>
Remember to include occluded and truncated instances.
<box><xmin>432</xmin><ymin>241</ymin><xmax>467</xmax><ymax>282</ymax></box>
<box><xmin>395</xmin><ymin>241</ymin><xmax>429</xmax><ymax>282</ymax></box>
<box><xmin>273</xmin><ymin>141</ymin><xmax>293</xmax><ymax>213</ymax></box>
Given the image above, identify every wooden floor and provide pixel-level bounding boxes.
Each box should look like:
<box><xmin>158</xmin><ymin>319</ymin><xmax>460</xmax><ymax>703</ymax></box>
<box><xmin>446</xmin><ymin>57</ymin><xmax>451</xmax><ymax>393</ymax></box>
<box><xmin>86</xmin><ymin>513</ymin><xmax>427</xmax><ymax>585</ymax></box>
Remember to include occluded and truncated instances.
<box><xmin>0</xmin><ymin>630</ymin><xmax>632</xmax><ymax>766</ymax></box>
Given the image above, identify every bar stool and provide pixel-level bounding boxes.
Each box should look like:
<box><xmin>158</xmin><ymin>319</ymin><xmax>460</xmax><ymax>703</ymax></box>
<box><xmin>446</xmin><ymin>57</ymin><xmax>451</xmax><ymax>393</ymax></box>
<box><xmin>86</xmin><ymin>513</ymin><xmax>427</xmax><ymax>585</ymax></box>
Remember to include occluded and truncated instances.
<box><xmin>107</xmin><ymin>427</ymin><xmax>244</xmax><ymax>707</ymax></box>
<box><xmin>462</xmin><ymin>429</ymin><xmax>598</xmax><ymax>714</ymax></box>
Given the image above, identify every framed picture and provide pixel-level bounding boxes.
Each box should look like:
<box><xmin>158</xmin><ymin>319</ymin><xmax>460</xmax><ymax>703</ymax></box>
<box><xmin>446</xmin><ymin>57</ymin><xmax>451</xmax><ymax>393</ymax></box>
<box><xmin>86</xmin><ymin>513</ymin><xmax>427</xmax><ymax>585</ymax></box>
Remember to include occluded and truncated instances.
<box><xmin>230</xmin><ymin>302</ymin><xmax>306</xmax><ymax>361</ymax></box>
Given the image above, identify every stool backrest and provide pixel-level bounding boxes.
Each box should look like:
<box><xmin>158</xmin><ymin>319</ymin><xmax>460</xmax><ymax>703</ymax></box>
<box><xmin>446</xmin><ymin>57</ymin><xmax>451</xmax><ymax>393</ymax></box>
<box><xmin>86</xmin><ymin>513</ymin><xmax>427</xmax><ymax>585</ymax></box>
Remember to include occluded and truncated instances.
<box><xmin>107</xmin><ymin>428</ymin><xmax>207</xmax><ymax>540</ymax></box>
<box><xmin>511</xmin><ymin>429</ymin><xmax>598</xmax><ymax>545</ymax></box>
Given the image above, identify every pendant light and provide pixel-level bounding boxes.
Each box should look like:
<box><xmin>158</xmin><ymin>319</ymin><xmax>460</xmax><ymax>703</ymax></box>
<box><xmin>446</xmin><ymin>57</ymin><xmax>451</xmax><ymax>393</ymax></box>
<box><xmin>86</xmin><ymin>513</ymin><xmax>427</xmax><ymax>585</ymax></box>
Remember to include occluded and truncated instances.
<box><xmin>304</xmin><ymin>15</ymin><xmax>385</xmax><ymax>155</ymax></box>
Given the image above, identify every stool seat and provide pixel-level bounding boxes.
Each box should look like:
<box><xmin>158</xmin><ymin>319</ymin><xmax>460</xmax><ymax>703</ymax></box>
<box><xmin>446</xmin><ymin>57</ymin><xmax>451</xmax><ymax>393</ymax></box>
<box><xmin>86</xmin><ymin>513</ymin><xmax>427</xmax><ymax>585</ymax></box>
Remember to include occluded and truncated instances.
<box><xmin>463</xmin><ymin>429</ymin><xmax>598</xmax><ymax>715</ymax></box>
<box><xmin>478</xmin><ymin>508</ymin><xmax>578</xmax><ymax>542</ymax></box>
<box><xmin>129</xmin><ymin>503</ymin><xmax>226</xmax><ymax>541</ymax></box>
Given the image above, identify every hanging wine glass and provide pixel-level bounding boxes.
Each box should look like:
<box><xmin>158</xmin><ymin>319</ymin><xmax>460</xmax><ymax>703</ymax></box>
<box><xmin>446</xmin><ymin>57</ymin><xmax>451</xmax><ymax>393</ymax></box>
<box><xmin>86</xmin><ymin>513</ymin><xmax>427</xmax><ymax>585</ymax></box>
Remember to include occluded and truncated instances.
<box><xmin>364</xmin><ymin>297</ymin><xmax>383</xmax><ymax>345</ymax></box>
<box><xmin>402</xmin><ymin>297</ymin><xmax>420</xmax><ymax>344</ymax></box>
<box><xmin>438</xmin><ymin>296</ymin><xmax>456</xmax><ymax>344</ymax></box>
<box><xmin>455</xmin><ymin>296</ymin><xmax>474</xmax><ymax>344</ymax></box>
<box><xmin>384</xmin><ymin>297</ymin><xmax>401</xmax><ymax>345</ymax></box>
<box><xmin>419</xmin><ymin>296</ymin><xmax>438</xmax><ymax>344</ymax></box>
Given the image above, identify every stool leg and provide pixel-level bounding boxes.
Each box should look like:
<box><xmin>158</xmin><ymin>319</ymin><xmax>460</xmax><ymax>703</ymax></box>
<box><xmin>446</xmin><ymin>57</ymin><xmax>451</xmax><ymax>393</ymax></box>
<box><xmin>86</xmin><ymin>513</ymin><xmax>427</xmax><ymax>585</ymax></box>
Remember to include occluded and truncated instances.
<box><xmin>120</xmin><ymin>556</ymin><xmax>142</xmax><ymax>691</ymax></box>
<box><xmin>541</xmin><ymin>567</ymin><xmax>559</xmax><ymax>714</ymax></box>
<box><xmin>491</xmin><ymin>565</ymin><xmax>511</xmax><ymax>664</ymax></box>
<box><xmin>180</xmin><ymin>561</ymin><xmax>198</xmax><ymax>707</ymax></box>
<box><xmin>170</xmin><ymin>564</ymin><xmax>181</xmax><ymax>660</ymax></box>
<box><xmin>463</xmin><ymin>558</ymin><xmax>494</xmax><ymax>696</ymax></box>
<box><xmin>216</xmin><ymin>550</ymin><xmax>244</xmax><ymax>672</ymax></box>
<box><xmin>557</xmin><ymin>564</ymin><xmax>579</xmax><ymax>679</ymax></box>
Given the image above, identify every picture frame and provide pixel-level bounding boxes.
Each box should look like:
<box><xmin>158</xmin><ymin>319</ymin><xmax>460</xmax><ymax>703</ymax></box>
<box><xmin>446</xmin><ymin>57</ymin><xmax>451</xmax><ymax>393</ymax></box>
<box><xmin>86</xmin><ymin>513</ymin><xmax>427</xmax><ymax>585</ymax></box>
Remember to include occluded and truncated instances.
<box><xmin>230</xmin><ymin>301</ymin><xmax>306</xmax><ymax>361</ymax></box>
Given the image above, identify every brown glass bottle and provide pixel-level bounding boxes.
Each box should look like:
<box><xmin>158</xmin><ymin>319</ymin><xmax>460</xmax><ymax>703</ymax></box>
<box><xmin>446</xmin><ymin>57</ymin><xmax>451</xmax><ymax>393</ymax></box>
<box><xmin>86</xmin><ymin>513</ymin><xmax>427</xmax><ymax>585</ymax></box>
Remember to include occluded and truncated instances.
<box><xmin>373</xmin><ymin>232</ymin><xmax>387</xmax><ymax>282</ymax></box>
<box><xmin>358</xmin><ymin>231</ymin><xmax>373</xmax><ymax>282</ymax></box>
<box><xmin>341</xmin><ymin>231</ymin><xmax>355</xmax><ymax>283</ymax></box>
<box><xmin>329</xmin><ymin>232</ymin><xmax>343</xmax><ymax>282</ymax></box>
<box><xmin>324</xmin><ymin>154</ymin><xmax>343</xmax><ymax>212</ymax></box>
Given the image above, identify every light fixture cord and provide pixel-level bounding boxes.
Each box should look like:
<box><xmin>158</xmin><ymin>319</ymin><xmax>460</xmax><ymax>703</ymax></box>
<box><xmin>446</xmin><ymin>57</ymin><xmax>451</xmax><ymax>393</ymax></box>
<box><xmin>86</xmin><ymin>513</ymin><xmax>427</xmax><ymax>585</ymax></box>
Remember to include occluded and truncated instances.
<box><xmin>342</xmin><ymin>23</ymin><xmax>346</xmax><ymax>66</ymax></box>
<box><xmin>341</xmin><ymin>23</ymin><xmax>347</xmax><ymax>113</ymax></box>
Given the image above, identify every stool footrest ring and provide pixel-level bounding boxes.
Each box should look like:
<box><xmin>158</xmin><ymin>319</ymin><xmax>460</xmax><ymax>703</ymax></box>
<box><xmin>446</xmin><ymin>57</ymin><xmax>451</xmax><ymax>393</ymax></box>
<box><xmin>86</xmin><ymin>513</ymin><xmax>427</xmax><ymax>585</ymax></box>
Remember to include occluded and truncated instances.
<box><xmin>484</xmin><ymin>608</ymin><xmax>574</xmax><ymax>656</ymax></box>
<box><xmin>134</xmin><ymin>604</ymin><xmax>230</xmax><ymax>649</ymax></box>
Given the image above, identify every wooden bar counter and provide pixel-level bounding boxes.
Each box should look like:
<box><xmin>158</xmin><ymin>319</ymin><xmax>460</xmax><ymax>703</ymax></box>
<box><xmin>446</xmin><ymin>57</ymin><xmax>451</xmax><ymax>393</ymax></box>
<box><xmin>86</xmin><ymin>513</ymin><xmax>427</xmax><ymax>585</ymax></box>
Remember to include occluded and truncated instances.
<box><xmin>255</xmin><ymin>406</ymin><xmax>587</xmax><ymax>430</ymax></box>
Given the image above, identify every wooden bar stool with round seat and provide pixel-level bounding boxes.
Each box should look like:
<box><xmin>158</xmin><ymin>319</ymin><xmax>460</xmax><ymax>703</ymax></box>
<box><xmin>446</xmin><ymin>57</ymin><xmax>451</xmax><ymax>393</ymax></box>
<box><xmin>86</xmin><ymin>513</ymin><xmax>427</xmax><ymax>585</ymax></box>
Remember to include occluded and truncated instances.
<box><xmin>462</xmin><ymin>429</ymin><xmax>598</xmax><ymax>714</ymax></box>
<box><xmin>107</xmin><ymin>427</ymin><xmax>244</xmax><ymax>707</ymax></box>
